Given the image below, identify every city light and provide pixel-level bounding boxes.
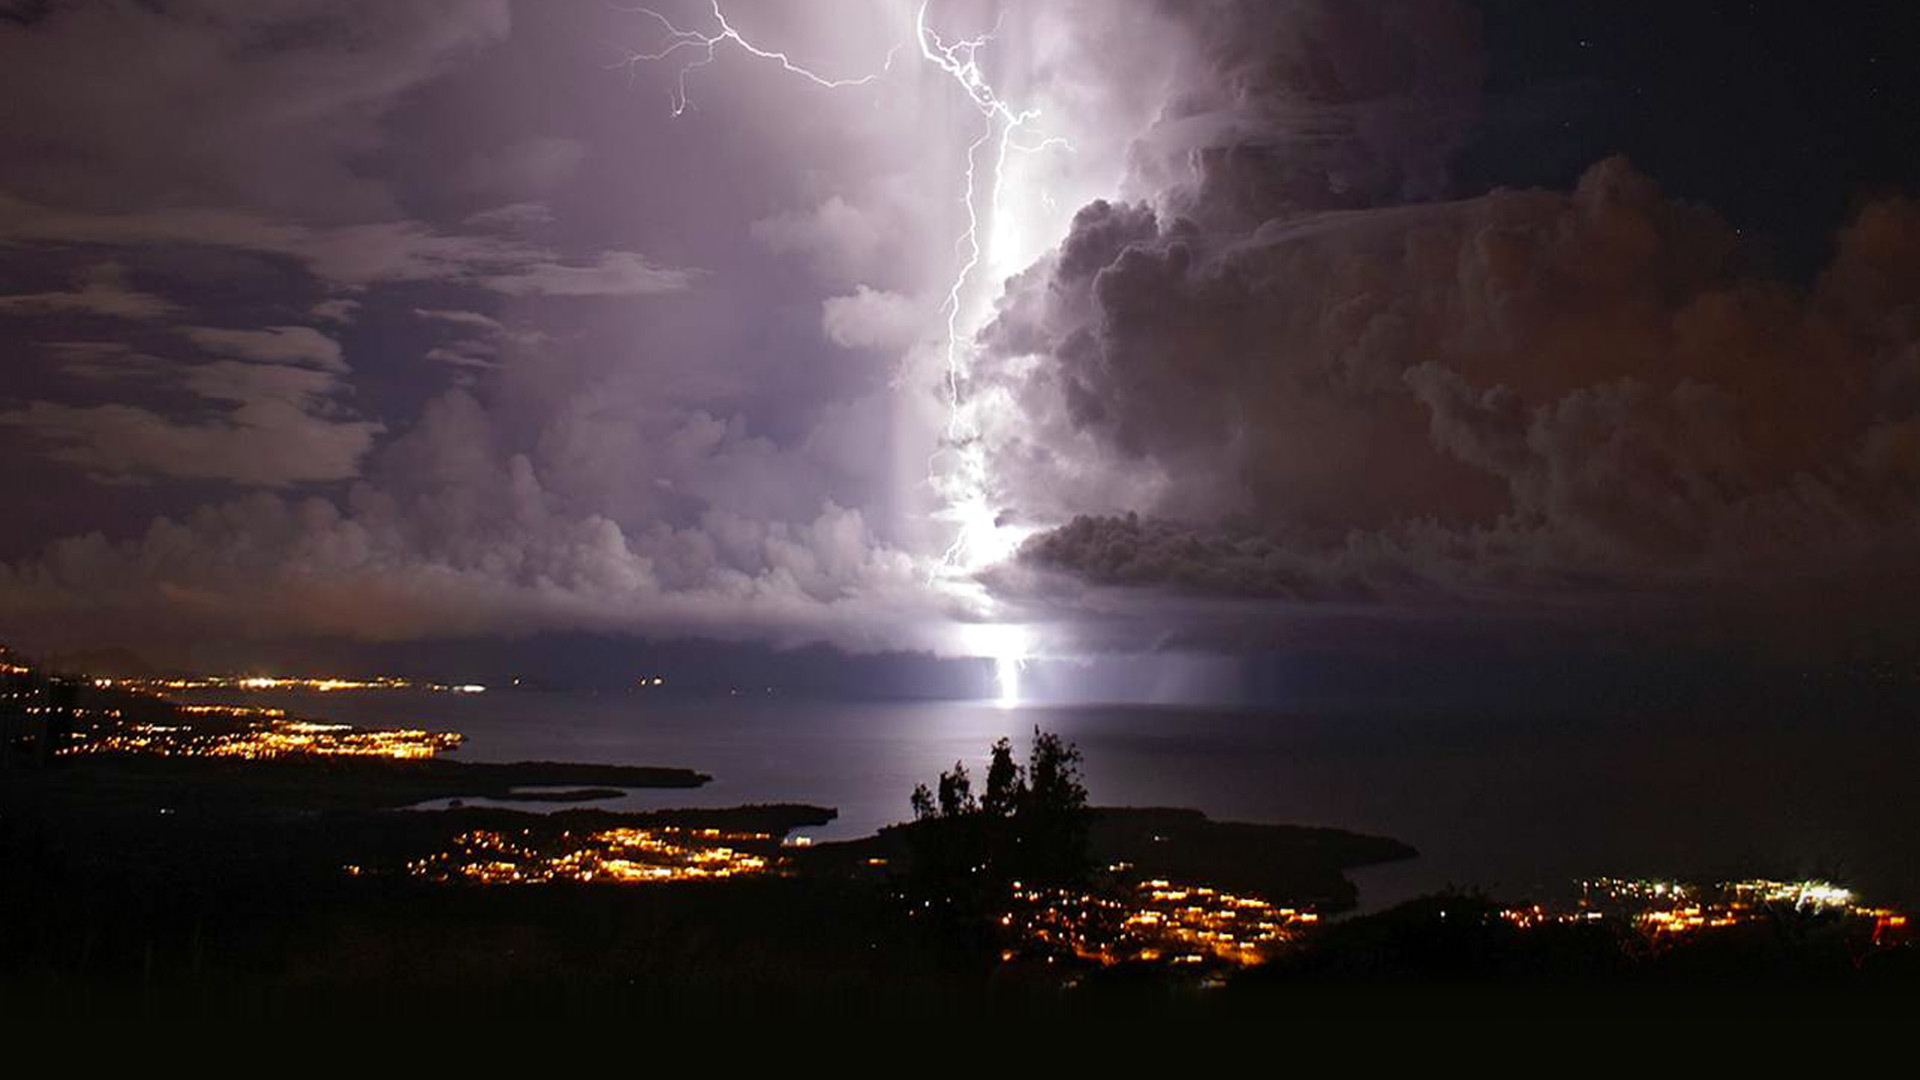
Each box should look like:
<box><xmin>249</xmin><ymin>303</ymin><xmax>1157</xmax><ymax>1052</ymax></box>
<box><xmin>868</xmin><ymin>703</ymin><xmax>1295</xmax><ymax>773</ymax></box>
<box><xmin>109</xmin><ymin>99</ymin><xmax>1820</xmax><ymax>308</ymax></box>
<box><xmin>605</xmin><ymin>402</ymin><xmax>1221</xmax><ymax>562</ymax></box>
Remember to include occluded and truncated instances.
<box><xmin>91</xmin><ymin>675</ymin><xmax>487</xmax><ymax>695</ymax></box>
<box><xmin>1003</xmin><ymin>875</ymin><xmax>1319</xmax><ymax>968</ymax></box>
<box><xmin>1501</xmin><ymin>877</ymin><xmax>1909</xmax><ymax>945</ymax></box>
<box><xmin>62</xmin><ymin>718</ymin><xmax>462</xmax><ymax>760</ymax></box>
<box><xmin>407</xmin><ymin>827</ymin><xmax>780</xmax><ymax>884</ymax></box>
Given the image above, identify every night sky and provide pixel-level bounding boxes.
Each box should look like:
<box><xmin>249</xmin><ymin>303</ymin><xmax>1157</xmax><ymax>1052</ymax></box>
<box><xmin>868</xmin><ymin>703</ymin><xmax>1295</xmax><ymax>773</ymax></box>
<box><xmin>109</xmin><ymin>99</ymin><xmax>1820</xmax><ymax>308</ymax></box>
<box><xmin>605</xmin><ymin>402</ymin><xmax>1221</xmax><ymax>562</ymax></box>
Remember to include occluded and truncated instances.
<box><xmin>2</xmin><ymin>1</ymin><xmax>1917</xmax><ymax>697</ymax></box>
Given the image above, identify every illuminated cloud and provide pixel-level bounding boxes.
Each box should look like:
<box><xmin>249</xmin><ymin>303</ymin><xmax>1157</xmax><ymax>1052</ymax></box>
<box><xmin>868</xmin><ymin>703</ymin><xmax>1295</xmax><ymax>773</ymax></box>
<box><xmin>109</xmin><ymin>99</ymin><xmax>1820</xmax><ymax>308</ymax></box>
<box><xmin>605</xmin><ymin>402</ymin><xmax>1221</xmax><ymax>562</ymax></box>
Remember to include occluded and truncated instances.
<box><xmin>752</xmin><ymin>194</ymin><xmax>896</xmax><ymax>282</ymax></box>
<box><xmin>184</xmin><ymin>326</ymin><xmax>347</xmax><ymax>373</ymax></box>
<box><xmin>479</xmin><ymin>250</ymin><xmax>695</xmax><ymax>297</ymax></box>
<box><xmin>308</xmin><ymin>298</ymin><xmax>363</xmax><ymax>325</ymax></box>
<box><xmin>822</xmin><ymin>286</ymin><xmax>923</xmax><ymax>350</ymax></box>
<box><xmin>413</xmin><ymin>308</ymin><xmax>507</xmax><ymax>333</ymax></box>
<box><xmin>0</xmin><ymin>263</ymin><xmax>176</xmax><ymax>320</ymax></box>
<box><xmin>0</xmin><ymin>389</ymin><xmax>954</xmax><ymax>651</ymax></box>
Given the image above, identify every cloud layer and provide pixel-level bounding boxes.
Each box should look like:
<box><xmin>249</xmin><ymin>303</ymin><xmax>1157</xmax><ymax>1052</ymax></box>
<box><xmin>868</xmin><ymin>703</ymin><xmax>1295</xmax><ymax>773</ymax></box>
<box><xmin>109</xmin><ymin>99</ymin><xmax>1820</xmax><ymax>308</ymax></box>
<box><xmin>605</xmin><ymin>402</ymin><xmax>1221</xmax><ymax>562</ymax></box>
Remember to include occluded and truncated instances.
<box><xmin>0</xmin><ymin>386</ymin><xmax>952</xmax><ymax>651</ymax></box>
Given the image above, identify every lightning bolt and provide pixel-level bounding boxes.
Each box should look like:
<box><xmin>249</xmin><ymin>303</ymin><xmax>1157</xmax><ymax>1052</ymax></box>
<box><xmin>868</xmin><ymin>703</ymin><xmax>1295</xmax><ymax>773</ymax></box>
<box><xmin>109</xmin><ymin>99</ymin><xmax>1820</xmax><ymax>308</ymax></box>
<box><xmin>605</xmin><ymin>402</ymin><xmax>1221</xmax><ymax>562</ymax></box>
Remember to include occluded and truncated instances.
<box><xmin>615</xmin><ymin>2</ymin><xmax>898</xmax><ymax>116</ymax></box>
<box><xmin>912</xmin><ymin>4</ymin><xmax>1067</xmax><ymax>579</ymax></box>
<box><xmin>622</xmin><ymin>1</ymin><xmax>1062</xmax><ymax>699</ymax></box>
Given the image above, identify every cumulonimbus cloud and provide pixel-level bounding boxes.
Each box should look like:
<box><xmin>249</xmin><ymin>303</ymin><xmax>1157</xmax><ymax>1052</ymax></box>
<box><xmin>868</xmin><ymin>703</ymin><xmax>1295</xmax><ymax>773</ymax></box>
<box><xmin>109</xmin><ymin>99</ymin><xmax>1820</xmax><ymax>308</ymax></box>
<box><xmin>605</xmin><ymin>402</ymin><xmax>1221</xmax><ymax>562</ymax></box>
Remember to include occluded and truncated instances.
<box><xmin>969</xmin><ymin>0</ymin><xmax>1920</xmax><ymax>633</ymax></box>
<box><xmin>987</xmin><ymin>158</ymin><xmax>1920</xmax><ymax>610</ymax></box>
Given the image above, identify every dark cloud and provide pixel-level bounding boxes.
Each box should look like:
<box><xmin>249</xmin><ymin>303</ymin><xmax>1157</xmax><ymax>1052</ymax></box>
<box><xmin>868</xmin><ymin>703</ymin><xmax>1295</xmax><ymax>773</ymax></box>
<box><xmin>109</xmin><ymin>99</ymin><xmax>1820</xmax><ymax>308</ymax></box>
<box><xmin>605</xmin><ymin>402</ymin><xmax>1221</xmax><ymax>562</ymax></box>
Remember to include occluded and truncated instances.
<box><xmin>0</xmin><ymin>193</ymin><xmax>688</xmax><ymax>293</ymax></box>
<box><xmin>1020</xmin><ymin>512</ymin><xmax>1377</xmax><ymax>601</ymax></box>
<box><xmin>0</xmin><ymin>361</ymin><xmax>382</xmax><ymax>486</ymax></box>
<box><xmin>462</xmin><ymin>202</ymin><xmax>556</xmax><ymax>233</ymax></box>
<box><xmin>455</xmin><ymin>136</ymin><xmax>589</xmax><ymax>198</ymax></box>
<box><xmin>0</xmin><ymin>0</ymin><xmax>512</xmax><ymax>218</ymax></box>
<box><xmin>1130</xmin><ymin>0</ymin><xmax>1484</xmax><ymax>222</ymax></box>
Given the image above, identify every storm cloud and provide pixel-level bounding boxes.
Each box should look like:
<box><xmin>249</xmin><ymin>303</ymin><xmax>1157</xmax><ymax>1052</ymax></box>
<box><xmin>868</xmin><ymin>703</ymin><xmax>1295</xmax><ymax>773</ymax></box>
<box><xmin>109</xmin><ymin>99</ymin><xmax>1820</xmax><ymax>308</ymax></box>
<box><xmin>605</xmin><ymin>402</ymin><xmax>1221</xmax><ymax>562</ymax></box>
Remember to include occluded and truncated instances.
<box><xmin>2</xmin><ymin>0</ymin><xmax>1917</xmax><ymax>669</ymax></box>
<box><xmin>959</xmin><ymin>0</ymin><xmax>1920</xmax><ymax>643</ymax></box>
<box><xmin>0</xmin><ymin>0</ymin><xmax>954</xmax><ymax>659</ymax></box>
<box><xmin>990</xmin><ymin>153</ymin><xmax>1919</xmax><ymax>615</ymax></box>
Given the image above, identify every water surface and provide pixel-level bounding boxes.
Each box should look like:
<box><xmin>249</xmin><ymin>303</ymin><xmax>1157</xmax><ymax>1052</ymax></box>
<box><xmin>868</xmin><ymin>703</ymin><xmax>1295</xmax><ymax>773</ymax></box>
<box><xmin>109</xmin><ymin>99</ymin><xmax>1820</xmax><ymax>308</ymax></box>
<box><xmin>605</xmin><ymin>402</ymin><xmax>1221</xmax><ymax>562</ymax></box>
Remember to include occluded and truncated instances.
<box><xmin>181</xmin><ymin>688</ymin><xmax>1920</xmax><ymax>911</ymax></box>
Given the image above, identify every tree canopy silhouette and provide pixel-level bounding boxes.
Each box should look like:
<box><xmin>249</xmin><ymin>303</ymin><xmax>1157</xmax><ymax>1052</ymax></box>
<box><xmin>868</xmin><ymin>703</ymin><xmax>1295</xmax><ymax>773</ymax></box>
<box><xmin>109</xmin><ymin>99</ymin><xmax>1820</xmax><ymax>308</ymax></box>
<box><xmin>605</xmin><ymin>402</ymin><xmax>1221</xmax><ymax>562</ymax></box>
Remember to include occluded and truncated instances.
<box><xmin>906</xmin><ymin>728</ymin><xmax>1090</xmax><ymax>912</ymax></box>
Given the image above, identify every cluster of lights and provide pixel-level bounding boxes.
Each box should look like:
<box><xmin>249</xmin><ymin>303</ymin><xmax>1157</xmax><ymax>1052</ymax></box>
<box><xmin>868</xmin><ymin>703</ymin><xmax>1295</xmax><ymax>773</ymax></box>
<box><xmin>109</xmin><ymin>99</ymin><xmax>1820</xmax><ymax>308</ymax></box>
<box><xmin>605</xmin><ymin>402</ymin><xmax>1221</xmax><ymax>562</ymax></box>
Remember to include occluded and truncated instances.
<box><xmin>1502</xmin><ymin>878</ymin><xmax>1909</xmax><ymax>945</ymax></box>
<box><xmin>1722</xmin><ymin>879</ymin><xmax>1861</xmax><ymax>909</ymax></box>
<box><xmin>176</xmin><ymin>703</ymin><xmax>287</xmax><ymax>718</ymax></box>
<box><xmin>1003</xmin><ymin>875</ymin><xmax>1318</xmax><ymax>969</ymax></box>
<box><xmin>406</xmin><ymin>827</ymin><xmax>780</xmax><ymax>885</ymax></box>
<box><xmin>96</xmin><ymin>675</ymin><xmax>486</xmax><ymax>694</ymax></box>
<box><xmin>61</xmin><ymin>719</ymin><xmax>463</xmax><ymax>760</ymax></box>
<box><xmin>4</xmin><ymin>703</ymin><xmax>123</xmax><ymax>719</ymax></box>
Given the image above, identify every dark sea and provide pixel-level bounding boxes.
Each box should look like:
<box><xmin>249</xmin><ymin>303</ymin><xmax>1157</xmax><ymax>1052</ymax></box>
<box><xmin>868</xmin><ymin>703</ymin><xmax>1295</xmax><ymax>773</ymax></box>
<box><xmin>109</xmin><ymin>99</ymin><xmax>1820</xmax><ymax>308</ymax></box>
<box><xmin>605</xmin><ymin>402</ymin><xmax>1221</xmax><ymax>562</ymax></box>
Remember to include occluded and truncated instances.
<box><xmin>183</xmin><ymin>687</ymin><xmax>1920</xmax><ymax>913</ymax></box>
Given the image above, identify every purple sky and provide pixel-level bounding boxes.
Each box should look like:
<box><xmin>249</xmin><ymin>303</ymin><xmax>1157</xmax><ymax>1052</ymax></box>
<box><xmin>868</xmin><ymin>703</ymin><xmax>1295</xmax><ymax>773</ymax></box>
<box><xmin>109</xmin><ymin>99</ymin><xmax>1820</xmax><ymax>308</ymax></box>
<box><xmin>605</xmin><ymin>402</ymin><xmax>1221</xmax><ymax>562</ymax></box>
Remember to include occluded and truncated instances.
<box><xmin>2</xmin><ymin>1</ymin><xmax>1917</xmax><ymax>684</ymax></box>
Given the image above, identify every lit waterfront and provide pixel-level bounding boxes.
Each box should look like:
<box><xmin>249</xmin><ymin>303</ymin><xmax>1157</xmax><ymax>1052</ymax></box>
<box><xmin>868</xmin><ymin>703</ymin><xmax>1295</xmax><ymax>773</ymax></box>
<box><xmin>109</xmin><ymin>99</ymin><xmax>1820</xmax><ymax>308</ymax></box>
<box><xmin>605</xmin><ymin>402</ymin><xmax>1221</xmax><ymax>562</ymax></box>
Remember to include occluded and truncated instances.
<box><xmin>397</xmin><ymin>832</ymin><xmax>1319</xmax><ymax>966</ymax></box>
<box><xmin>1503</xmin><ymin>878</ymin><xmax>1910</xmax><ymax>945</ymax></box>
<box><xmin>1006</xmin><ymin>875</ymin><xmax>1321</xmax><ymax>968</ymax></box>
<box><xmin>94</xmin><ymin>675</ymin><xmax>488</xmax><ymax>695</ymax></box>
<box><xmin>9</xmin><ymin>656</ymin><xmax>471</xmax><ymax>762</ymax></box>
<box><xmin>1014</xmin><ymin>873</ymin><xmax>1912</xmax><ymax>970</ymax></box>
<box><xmin>403</xmin><ymin>827</ymin><xmax>778</xmax><ymax>884</ymax></box>
<box><xmin>62</xmin><ymin>718</ymin><xmax>463</xmax><ymax>760</ymax></box>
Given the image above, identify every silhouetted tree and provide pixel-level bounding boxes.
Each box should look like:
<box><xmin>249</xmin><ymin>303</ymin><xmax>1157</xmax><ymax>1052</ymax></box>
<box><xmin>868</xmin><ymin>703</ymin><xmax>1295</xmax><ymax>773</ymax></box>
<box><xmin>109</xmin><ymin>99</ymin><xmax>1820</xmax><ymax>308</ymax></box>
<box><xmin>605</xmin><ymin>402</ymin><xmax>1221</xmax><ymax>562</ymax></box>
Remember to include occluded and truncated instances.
<box><xmin>936</xmin><ymin>760</ymin><xmax>975</xmax><ymax>817</ymax></box>
<box><xmin>1010</xmin><ymin>727</ymin><xmax>1090</xmax><ymax>884</ymax></box>
<box><xmin>909</xmin><ymin>782</ymin><xmax>936</xmax><ymax>821</ymax></box>
<box><xmin>982</xmin><ymin>737</ymin><xmax>1022</xmax><ymax>818</ymax></box>
<box><xmin>1022</xmin><ymin>729</ymin><xmax>1086</xmax><ymax>816</ymax></box>
<box><xmin>903</xmin><ymin>727</ymin><xmax>1092</xmax><ymax>924</ymax></box>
